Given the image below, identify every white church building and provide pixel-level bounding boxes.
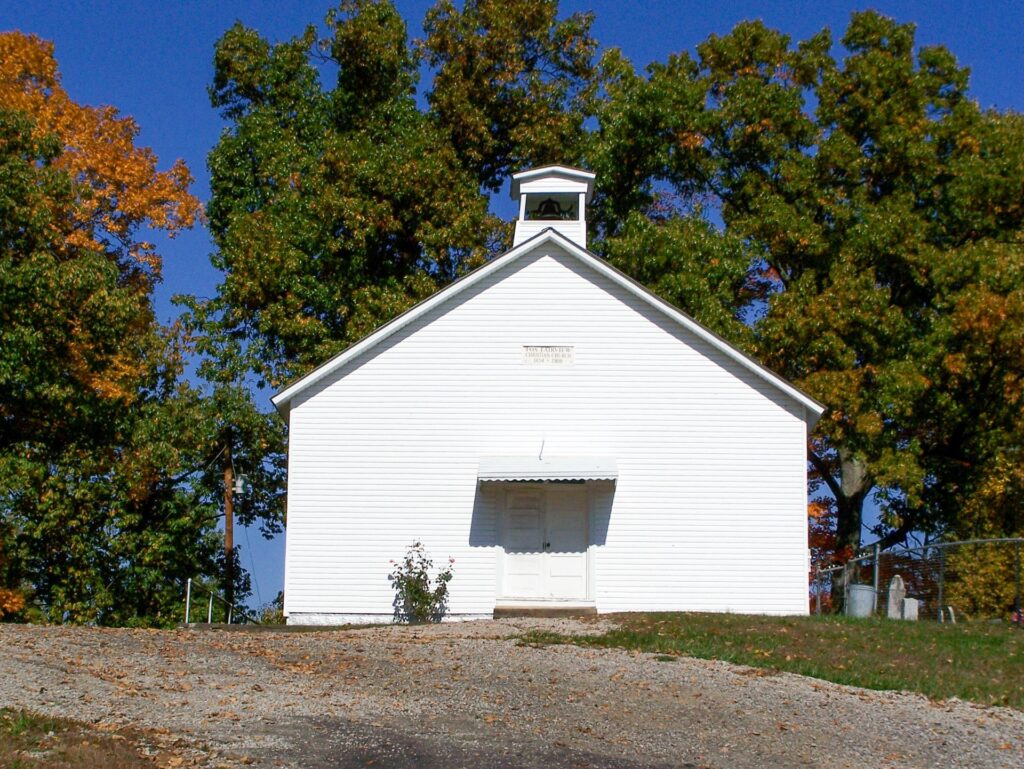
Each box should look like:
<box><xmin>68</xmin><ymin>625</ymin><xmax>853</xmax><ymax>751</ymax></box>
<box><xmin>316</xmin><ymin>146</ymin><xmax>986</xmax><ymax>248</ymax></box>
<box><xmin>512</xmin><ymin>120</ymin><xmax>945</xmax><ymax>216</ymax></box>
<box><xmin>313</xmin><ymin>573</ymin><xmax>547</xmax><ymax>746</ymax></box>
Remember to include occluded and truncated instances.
<box><xmin>272</xmin><ymin>166</ymin><xmax>824</xmax><ymax>624</ymax></box>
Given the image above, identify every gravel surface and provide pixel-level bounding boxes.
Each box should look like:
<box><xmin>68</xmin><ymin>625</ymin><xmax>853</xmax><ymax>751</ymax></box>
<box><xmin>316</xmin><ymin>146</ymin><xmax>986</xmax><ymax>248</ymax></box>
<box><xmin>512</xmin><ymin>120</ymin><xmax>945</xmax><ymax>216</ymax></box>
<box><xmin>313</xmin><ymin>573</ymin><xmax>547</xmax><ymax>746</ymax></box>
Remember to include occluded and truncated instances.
<box><xmin>1</xmin><ymin>619</ymin><xmax>1022</xmax><ymax>769</ymax></box>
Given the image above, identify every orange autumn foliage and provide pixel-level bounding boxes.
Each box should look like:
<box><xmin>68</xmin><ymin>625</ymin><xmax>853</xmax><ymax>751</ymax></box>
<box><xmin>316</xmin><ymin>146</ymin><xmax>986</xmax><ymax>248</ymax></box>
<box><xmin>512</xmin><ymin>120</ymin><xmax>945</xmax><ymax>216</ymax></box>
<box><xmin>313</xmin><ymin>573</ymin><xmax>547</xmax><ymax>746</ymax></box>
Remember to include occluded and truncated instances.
<box><xmin>0</xmin><ymin>31</ymin><xmax>200</xmax><ymax>278</ymax></box>
<box><xmin>809</xmin><ymin>498</ymin><xmax>855</xmax><ymax>567</ymax></box>
<box><xmin>0</xmin><ymin>540</ymin><xmax>23</xmax><ymax>618</ymax></box>
<box><xmin>0</xmin><ymin>588</ymin><xmax>24</xmax><ymax>618</ymax></box>
<box><xmin>808</xmin><ymin>499</ymin><xmax>839</xmax><ymax>571</ymax></box>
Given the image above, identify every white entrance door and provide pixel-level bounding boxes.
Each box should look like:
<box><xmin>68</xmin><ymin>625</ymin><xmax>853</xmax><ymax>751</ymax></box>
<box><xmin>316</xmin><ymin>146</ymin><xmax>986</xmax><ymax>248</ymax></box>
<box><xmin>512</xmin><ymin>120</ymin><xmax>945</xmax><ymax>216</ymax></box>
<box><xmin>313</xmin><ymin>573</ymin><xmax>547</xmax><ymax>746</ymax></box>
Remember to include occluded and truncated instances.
<box><xmin>503</xmin><ymin>484</ymin><xmax>588</xmax><ymax>601</ymax></box>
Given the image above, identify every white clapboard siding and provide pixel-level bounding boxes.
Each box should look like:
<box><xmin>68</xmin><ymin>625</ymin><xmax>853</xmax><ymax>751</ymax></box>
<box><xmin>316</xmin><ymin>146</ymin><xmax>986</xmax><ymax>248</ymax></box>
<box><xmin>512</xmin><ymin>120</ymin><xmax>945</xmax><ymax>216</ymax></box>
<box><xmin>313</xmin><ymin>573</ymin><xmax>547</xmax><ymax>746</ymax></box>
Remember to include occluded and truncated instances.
<box><xmin>284</xmin><ymin>244</ymin><xmax>811</xmax><ymax>621</ymax></box>
<box><xmin>512</xmin><ymin>218</ymin><xmax>586</xmax><ymax>248</ymax></box>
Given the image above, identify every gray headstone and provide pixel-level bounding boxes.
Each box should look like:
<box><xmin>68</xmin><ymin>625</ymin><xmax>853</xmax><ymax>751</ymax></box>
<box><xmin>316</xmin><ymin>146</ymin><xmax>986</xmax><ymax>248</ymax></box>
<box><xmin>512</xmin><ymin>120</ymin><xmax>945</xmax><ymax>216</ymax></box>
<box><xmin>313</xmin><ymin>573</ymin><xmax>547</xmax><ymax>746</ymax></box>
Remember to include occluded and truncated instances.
<box><xmin>887</xmin><ymin>575</ymin><xmax>906</xmax><ymax>619</ymax></box>
<box><xmin>901</xmin><ymin>597</ymin><xmax>919</xmax><ymax>621</ymax></box>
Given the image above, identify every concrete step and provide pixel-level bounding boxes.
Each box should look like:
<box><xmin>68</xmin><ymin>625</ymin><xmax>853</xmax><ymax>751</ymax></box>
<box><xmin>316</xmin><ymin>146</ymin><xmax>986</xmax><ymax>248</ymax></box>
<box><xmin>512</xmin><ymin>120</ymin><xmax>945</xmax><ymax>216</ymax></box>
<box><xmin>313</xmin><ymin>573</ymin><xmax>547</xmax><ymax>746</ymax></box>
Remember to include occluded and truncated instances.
<box><xmin>493</xmin><ymin>606</ymin><xmax>597</xmax><ymax>619</ymax></box>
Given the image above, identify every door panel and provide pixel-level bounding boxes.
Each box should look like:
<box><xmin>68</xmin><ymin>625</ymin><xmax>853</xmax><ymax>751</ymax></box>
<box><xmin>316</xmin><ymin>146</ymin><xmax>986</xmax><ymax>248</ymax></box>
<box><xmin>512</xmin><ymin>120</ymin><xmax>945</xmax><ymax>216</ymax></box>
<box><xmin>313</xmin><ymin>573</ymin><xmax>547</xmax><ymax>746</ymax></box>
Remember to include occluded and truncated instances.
<box><xmin>503</xmin><ymin>490</ymin><xmax>544</xmax><ymax>598</ymax></box>
<box><xmin>545</xmin><ymin>485</ymin><xmax>588</xmax><ymax>600</ymax></box>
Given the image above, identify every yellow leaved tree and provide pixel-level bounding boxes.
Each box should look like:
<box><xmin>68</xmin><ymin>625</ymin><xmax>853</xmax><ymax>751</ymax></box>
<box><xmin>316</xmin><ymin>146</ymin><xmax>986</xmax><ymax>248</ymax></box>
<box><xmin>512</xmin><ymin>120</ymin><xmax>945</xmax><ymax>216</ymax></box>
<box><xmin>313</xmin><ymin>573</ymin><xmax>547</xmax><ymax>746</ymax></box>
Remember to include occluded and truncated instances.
<box><xmin>0</xmin><ymin>32</ymin><xmax>199</xmax><ymax>271</ymax></box>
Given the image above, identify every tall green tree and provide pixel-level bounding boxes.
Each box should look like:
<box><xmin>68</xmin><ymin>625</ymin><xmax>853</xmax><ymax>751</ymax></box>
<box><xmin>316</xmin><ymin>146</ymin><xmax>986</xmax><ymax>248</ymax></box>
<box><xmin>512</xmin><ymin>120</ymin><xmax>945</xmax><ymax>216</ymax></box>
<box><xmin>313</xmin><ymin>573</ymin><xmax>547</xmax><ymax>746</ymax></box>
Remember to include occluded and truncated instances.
<box><xmin>421</xmin><ymin>0</ymin><xmax>601</xmax><ymax>191</ymax></box>
<box><xmin>0</xmin><ymin>33</ymin><xmax>282</xmax><ymax>625</ymax></box>
<box><xmin>191</xmin><ymin>0</ymin><xmax>497</xmax><ymax>391</ymax></box>
<box><xmin>590</xmin><ymin>12</ymin><xmax>1024</xmax><ymax>556</ymax></box>
<box><xmin>0</xmin><ymin>108</ymin><xmax>201</xmax><ymax>624</ymax></box>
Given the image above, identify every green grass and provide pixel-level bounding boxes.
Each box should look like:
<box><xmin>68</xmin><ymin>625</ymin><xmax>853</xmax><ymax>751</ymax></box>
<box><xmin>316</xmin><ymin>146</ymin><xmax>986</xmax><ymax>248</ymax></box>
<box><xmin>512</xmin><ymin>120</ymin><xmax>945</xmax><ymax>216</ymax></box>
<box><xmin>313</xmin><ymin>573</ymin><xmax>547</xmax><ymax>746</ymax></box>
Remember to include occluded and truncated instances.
<box><xmin>3</xmin><ymin>709</ymin><xmax>59</xmax><ymax>738</ymax></box>
<box><xmin>519</xmin><ymin>612</ymin><xmax>1024</xmax><ymax>709</ymax></box>
<box><xmin>0</xmin><ymin>708</ymin><xmax>175</xmax><ymax>769</ymax></box>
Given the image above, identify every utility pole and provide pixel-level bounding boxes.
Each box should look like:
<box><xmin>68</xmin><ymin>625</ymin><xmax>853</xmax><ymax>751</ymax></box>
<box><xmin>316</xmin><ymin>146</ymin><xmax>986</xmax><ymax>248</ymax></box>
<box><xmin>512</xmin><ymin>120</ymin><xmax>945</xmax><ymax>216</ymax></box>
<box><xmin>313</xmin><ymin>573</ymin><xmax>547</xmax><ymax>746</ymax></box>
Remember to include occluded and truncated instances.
<box><xmin>223</xmin><ymin>438</ymin><xmax>234</xmax><ymax>620</ymax></box>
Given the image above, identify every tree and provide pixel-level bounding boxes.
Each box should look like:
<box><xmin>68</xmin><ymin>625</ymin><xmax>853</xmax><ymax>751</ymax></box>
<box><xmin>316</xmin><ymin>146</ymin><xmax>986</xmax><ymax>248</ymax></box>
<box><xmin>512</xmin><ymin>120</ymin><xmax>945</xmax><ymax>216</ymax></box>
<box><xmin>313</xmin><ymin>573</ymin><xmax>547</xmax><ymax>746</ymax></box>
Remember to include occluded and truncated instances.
<box><xmin>0</xmin><ymin>32</ymin><xmax>200</xmax><ymax>449</ymax></box>
<box><xmin>589</xmin><ymin>12</ymin><xmax>1024</xmax><ymax>563</ymax></box>
<box><xmin>0</xmin><ymin>33</ymin><xmax>280</xmax><ymax>624</ymax></box>
<box><xmin>0</xmin><ymin>32</ymin><xmax>198</xmax><ymax>277</ymax></box>
<box><xmin>189</xmin><ymin>1</ymin><xmax>498</xmax><ymax>391</ymax></box>
<box><xmin>421</xmin><ymin>0</ymin><xmax>601</xmax><ymax>191</ymax></box>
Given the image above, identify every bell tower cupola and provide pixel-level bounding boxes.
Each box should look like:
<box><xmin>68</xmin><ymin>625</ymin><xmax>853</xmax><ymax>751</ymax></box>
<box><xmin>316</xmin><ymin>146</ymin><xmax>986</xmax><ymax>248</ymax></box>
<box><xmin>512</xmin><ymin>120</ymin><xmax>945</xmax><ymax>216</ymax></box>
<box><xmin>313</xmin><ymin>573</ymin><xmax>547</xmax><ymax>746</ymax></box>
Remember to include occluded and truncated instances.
<box><xmin>510</xmin><ymin>165</ymin><xmax>595</xmax><ymax>249</ymax></box>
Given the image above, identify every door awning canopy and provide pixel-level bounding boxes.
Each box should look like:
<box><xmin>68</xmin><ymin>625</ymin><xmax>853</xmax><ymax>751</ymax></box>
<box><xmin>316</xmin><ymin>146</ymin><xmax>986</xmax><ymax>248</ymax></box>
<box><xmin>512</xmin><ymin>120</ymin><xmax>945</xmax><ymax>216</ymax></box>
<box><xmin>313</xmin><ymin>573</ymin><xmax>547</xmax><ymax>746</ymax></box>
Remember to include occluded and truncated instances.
<box><xmin>478</xmin><ymin>456</ymin><xmax>618</xmax><ymax>483</ymax></box>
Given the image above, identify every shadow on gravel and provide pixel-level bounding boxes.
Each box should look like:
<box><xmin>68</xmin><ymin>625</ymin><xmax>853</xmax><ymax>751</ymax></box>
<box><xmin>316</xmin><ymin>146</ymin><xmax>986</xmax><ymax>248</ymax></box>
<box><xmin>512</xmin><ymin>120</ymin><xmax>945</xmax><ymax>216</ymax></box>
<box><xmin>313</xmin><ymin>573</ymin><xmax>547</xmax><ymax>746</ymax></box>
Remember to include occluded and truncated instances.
<box><xmin>268</xmin><ymin>716</ymin><xmax>691</xmax><ymax>769</ymax></box>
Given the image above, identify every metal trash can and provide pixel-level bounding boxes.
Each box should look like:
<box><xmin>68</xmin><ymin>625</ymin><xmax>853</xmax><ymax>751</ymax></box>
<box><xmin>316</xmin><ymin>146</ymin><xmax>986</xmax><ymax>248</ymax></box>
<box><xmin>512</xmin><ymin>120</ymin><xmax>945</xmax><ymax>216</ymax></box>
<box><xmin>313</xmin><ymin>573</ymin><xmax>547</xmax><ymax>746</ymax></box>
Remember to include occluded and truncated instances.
<box><xmin>847</xmin><ymin>584</ymin><xmax>875</xmax><ymax>618</ymax></box>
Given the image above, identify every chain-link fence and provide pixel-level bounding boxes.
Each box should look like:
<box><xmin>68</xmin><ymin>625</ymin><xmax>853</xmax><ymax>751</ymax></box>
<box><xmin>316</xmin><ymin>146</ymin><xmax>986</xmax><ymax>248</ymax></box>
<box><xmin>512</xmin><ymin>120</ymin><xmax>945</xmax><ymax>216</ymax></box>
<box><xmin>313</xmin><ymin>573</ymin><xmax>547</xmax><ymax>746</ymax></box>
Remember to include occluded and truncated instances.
<box><xmin>812</xmin><ymin>538</ymin><xmax>1023</xmax><ymax>625</ymax></box>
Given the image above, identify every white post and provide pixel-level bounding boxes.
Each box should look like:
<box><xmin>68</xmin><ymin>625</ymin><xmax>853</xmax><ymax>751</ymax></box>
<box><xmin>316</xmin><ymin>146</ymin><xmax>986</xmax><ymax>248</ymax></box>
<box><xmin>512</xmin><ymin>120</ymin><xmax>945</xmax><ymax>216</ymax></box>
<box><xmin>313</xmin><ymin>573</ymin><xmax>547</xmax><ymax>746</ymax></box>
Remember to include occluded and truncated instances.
<box><xmin>185</xmin><ymin>578</ymin><xmax>192</xmax><ymax>624</ymax></box>
<box><xmin>207</xmin><ymin>593</ymin><xmax>213</xmax><ymax>624</ymax></box>
<box><xmin>578</xmin><ymin>191</ymin><xmax>587</xmax><ymax>247</ymax></box>
<box><xmin>872</xmin><ymin>543</ymin><xmax>880</xmax><ymax>614</ymax></box>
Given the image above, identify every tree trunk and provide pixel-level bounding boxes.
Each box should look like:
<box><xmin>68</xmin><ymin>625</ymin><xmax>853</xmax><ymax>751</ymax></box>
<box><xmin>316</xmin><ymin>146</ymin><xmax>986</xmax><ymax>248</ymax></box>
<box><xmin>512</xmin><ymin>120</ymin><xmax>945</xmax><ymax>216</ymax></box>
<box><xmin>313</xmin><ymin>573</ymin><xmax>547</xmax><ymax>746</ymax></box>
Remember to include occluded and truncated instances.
<box><xmin>830</xmin><ymin>448</ymin><xmax>872</xmax><ymax>613</ymax></box>
<box><xmin>224</xmin><ymin>441</ymin><xmax>234</xmax><ymax>619</ymax></box>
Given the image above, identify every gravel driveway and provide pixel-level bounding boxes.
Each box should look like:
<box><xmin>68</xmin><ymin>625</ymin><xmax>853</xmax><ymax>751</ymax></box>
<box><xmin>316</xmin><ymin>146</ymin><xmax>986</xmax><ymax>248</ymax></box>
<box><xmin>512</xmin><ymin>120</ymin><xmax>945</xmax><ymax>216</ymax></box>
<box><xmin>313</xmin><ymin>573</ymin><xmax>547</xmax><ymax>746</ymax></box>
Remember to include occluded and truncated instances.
<box><xmin>1</xmin><ymin>619</ymin><xmax>1022</xmax><ymax>769</ymax></box>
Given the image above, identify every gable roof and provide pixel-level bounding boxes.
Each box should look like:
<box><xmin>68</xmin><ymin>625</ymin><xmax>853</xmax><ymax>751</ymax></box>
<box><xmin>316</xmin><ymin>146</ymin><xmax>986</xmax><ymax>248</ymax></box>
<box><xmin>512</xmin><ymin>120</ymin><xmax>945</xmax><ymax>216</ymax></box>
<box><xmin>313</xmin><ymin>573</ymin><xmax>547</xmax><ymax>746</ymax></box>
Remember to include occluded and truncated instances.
<box><xmin>510</xmin><ymin>164</ymin><xmax>595</xmax><ymax>201</ymax></box>
<box><xmin>271</xmin><ymin>228</ymin><xmax>826</xmax><ymax>422</ymax></box>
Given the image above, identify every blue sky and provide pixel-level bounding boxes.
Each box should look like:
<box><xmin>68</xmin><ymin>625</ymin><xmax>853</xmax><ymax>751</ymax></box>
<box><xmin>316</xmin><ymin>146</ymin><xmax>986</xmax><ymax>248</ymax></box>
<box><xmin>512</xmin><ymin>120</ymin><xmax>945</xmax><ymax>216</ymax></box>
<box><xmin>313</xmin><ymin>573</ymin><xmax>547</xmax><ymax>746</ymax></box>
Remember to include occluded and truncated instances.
<box><xmin>3</xmin><ymin>1</ymin><xmax>1022</xmax><ymax>610</ymax></box>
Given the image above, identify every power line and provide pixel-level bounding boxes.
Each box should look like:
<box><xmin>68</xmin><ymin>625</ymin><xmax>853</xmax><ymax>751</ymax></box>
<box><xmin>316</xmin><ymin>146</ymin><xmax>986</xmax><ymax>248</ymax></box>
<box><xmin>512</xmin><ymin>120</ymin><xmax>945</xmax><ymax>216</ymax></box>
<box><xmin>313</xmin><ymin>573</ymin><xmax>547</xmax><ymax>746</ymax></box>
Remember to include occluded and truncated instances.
<box><xmin>243</xmin><ymin>521</ymin><xmax>262</xmax><ymax>608</ymax></box>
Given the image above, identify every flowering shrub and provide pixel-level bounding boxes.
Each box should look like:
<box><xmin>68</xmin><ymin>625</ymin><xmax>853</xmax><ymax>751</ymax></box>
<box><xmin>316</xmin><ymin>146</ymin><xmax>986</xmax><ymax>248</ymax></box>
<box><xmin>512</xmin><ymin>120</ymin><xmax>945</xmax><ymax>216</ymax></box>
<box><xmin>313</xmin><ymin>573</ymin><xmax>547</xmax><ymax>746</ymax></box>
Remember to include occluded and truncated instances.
<box><xmin>388</xmin><ymin>541</ymin><xmax>454</xmax><ymax>623</ymax></box>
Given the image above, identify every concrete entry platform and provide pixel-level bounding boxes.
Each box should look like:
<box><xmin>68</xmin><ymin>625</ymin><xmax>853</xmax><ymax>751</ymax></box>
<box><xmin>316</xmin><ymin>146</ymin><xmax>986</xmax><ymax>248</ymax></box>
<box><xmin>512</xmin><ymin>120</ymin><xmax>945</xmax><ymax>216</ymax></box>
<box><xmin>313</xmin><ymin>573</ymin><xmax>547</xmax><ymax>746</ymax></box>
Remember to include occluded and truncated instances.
<box><xmin>493</xmin><ymin>605</ymin><xmax>597</xmax><ymax>619</ymax></box>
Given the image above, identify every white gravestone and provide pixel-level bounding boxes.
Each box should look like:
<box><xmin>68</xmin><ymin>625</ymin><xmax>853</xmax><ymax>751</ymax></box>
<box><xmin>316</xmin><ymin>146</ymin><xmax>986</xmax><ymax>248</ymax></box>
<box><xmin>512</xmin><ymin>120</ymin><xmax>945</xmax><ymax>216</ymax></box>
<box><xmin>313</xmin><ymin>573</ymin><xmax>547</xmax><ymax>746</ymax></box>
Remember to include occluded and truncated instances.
<box><xmin>901</xmin><ymin>597</ymin><xmax>919</xmax><ymax>621</ymax></box>
<box><xmin>887</xmin><ymin>575</ymin><xmax>906</xmax><ymax>619</ymax></box>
